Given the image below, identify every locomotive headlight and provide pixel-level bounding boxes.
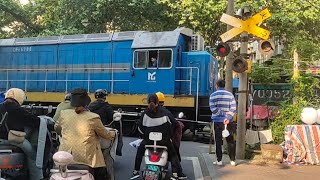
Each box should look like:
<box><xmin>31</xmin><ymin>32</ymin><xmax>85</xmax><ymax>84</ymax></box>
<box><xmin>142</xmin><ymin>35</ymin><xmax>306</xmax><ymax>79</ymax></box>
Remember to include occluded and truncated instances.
<box><xmin>178</xmin><ymin>112</ymin><xmax>184</xmax><ymax>119</ymax></box>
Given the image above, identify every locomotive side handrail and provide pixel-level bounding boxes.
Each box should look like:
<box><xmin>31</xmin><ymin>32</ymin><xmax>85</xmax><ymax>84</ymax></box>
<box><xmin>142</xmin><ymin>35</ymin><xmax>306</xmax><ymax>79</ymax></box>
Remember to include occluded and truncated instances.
<box><xmin>175</xmin><ymin>67</ymin><xmax>199</xmax><ymax>121</ymax></box>
<box><xmin>2</xmin><ymin>66</ymin><xmax>200</xmax><ymax>121</ymax></box>
<box><xmin>1</xmin><ymin>67</ymin><xmax>129</xmax><ymax>93</ymax></box>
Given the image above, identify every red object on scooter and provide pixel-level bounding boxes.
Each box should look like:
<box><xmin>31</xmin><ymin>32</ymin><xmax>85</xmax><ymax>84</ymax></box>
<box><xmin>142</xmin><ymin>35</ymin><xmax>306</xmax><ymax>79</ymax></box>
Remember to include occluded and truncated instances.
<box><xmin>150</xmin><ymin>154</ymin><xmax>159</xmax><ymax>162</ymax></box>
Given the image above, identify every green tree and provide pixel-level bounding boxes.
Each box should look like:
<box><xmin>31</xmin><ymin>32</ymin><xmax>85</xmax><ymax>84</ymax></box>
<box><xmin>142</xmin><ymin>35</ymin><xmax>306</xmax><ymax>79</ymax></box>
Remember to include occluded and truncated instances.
<box><xmin>0</xmin><ymin>0</ymin><xmax>179</xmax><ymax>37</ymax></box>
<box><xmin>160</xmin><ymin>0</ymin><xmax>227</xmax><ymax>46</ymax></box>
<box><xmin>0</xmin><ymin>0</ymin><xmax>41</xmax><ymax>37</ymax></box>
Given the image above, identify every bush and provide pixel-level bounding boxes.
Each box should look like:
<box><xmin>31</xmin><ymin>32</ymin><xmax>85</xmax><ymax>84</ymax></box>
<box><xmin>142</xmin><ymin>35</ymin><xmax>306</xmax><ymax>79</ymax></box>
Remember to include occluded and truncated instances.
<box><xmin>271</xmin><ymin>75</ymin><xmax>320</xmax><ymax>144</ymax></box>
<box><xmin>271</xmin><ymin>100</ymin><xmax>306</xmax><ymax>144</ymax></box>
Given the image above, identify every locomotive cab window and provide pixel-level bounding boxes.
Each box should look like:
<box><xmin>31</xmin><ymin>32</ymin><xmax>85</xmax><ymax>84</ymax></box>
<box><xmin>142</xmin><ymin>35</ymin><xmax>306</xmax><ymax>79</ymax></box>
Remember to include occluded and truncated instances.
<box><xmin>134</xmin><ymin>51</ymin><xmax>147</xmax><ymax>68</ymax></box>
<box><xmin>133</xmin><ymin>49</ymin><xmax>172</xmax><ymax>69</ymax></box>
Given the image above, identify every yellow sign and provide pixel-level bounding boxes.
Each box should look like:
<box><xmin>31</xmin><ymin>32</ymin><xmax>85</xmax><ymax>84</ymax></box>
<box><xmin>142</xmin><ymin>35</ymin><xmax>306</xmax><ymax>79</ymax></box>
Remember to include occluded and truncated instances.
<box><xmin>245</xmin><ymin>59</ymin><xmax>252</xmax><ymax>73</ymax></box>
<box><xmin>220</xmin><ymin>9</ymin><xmax>271</xmax><ymax>42</ymax></box>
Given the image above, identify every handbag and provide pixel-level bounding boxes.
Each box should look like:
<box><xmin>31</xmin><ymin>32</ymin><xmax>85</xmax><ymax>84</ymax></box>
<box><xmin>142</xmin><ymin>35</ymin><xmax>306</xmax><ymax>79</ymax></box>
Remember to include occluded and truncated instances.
<box><xmin>0</xmin><ymin>110</ymin><xmax>26</xmax><ymax>144</ymax></box>
<box><xmin>8</xmin><ymin>130</ymin><xmax>26</xmax><ymax>144</ymax></box>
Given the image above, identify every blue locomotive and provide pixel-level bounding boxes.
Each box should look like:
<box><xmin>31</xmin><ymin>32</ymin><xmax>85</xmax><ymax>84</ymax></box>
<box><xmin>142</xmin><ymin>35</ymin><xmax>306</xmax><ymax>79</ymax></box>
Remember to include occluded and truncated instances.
<box><xmin>0</xmin><ymin>27</ymin><xmax>219</xmax><ymax>135</ymax></box>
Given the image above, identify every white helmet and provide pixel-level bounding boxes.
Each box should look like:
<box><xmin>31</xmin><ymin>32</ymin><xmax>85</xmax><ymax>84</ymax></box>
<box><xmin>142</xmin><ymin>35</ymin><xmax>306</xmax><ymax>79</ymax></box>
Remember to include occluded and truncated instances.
<box><xmin>5</xmin><ymin>88</ymin><xmax>26</xmax><ymax>105</ymax></box>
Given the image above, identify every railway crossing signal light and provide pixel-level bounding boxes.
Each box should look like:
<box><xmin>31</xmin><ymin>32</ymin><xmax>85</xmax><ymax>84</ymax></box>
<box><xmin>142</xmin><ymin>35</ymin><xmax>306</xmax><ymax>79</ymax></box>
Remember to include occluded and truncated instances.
<box><xmin>216</xmin><ymin>43</ymin><xmax>230</xmax><ymax>57</ymax></box>
<box><xmin>259</xmin><ymin>40</ymin><xmax>275</xmax><ymax>56</ymax></box>
<box><xmin>232</xmin><ymin>56</ymin><xmax>248</xmax><ymax>73</ymax></box>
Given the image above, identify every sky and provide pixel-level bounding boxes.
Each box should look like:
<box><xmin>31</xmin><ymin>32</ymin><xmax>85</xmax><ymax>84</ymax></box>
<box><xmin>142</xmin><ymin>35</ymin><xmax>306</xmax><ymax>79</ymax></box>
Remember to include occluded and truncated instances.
<box><xmin>20</xmin><ymin>0</ymin><xmax>29</xmax><ymax>5</ymax></box>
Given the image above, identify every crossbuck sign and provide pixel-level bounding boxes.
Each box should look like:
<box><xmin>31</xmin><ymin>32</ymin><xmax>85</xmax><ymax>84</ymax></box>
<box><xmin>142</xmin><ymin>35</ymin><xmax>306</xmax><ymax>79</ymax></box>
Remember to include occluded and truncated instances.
<box><xmin>220</xmin><ymin>9</ymin><xmax>272</xmax><ymax>42</ymax></box>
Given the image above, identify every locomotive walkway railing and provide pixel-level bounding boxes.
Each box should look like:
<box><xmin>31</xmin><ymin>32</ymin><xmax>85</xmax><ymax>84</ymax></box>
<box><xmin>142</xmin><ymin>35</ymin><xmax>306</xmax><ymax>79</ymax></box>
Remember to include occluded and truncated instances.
<box><xmin>2</xmin><ymin>66</ymin><xmax>201</xmax><ymax>121</ymax></box>
<box><xmin>175</xmin><ymin>67</ymin><xmax>200</xmax><ymax>121</ymax></box>
<box><xmin>1</xmin><ymin>67</ymin><xmax>129</xmax><ymax>93</ymax></box>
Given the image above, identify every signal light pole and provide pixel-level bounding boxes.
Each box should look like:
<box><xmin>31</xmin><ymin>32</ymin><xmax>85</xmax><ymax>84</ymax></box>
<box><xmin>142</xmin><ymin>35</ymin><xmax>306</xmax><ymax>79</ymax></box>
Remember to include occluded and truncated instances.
<box><xmin>236</xmin><ymin>7</ymin><xmax>250</xmax><ymax>160</ymax></box>
<box><xmin>225</xmin><ymin>0</ymin><xmax>234</xmax><ymax>93</ymax></box>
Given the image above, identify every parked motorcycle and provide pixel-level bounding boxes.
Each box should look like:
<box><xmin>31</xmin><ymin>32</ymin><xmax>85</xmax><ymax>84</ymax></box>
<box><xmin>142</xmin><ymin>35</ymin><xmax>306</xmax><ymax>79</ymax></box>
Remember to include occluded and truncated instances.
<box><xmin>143</xmin><ymin>132</ymin><xmax>169</xmax><ymax>180</ymax></box>
<box><xmin>49</xmin><ymin>112</ymin><xmax>122</xmax><ymax>180</ymax></box>
<box><xmin>0</xmin><ymin>105</ymin><xmax>58</xmax><ymax>180</ymax></box>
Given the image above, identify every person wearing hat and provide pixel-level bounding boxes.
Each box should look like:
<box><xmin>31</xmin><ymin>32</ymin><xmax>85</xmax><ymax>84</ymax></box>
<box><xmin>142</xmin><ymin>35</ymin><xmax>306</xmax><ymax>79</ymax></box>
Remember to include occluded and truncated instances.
<box><xmin>55</xmin><ymin>88</ymin><xmax>116</xmax><ymax>180</ymax></box>
<box><xmin>0</xmin><ymin>88</ymin><xmax>43</xmax><ymax>180</ymax></box>
<box><xmin>130</xmin><ymin>94</ymin><xmax>182</xmax><ymax>180</ymax></box>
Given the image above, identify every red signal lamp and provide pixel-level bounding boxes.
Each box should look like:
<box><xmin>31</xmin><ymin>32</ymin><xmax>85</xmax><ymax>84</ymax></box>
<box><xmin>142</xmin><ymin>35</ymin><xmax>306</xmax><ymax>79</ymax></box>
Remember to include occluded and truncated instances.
<box><xmin>216</xmin><ymin>43</ymin><xmax>231</xmax><ymax>57</ymax></box>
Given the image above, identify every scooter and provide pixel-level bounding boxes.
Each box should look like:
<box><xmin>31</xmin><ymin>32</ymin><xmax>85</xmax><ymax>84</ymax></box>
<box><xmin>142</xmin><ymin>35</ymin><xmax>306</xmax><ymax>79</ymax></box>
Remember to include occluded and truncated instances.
<box><xmin>143</xmin><ymin>132</ymin><xmax>169</xmax><ymax>180</ymax></box>
<box><xmin>49</xmin><ymin>112</ymin><xmax>122</xmax><ymax>180</ymax></box>
<box><xmin>0</xmin><ymin>105</ymin><xmax>58</xmax><ymax>180</ymax></box>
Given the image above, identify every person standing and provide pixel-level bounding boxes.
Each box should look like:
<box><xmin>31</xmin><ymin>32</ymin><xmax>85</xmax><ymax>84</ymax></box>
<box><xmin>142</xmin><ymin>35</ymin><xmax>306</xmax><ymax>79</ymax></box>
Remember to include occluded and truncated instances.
<box><xmin>209</xmin><ymin>80</ymin><xmax>237</xmax><ymax>166</ymax></box>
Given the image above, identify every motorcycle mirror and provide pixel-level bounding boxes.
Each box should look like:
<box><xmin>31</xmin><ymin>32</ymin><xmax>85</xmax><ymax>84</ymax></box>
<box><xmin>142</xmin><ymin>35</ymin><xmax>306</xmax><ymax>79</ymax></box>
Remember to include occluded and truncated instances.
<box><xmin>113</xmin><ymin>112</ymin><xmax>122</xmax><ymax>122</ymax></box>
<box><xmin>47</xmin><ymin>105</ymin><xmax>53</xmax><ymax>114</ymax></box>
<box><xmin>178</xmin><ymin>112</ymin><xmax>184</xmax><ymax>119</ymax></box>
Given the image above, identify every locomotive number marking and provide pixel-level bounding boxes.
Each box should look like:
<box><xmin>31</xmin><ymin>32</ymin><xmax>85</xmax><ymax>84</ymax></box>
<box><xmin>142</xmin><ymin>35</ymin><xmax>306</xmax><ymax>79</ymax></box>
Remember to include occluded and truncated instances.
<box><xmin>13</xmin><ymin>47</ymin><xmax>32</xmax><ymax>52</ymax></box>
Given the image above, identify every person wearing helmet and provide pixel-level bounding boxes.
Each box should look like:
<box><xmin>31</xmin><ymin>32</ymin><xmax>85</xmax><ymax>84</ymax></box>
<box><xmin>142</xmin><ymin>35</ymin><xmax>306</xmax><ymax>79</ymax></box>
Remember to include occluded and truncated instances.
<box><xmin>89</xmin><ymin>89</ymin><xmax>124</xmax><ymax>157</ymax></box>
<box><xmin>131</xmin><ymin>94</ymin><xmax>182</xmax><ymax>180</ymax></box>
<box><xmin>88</xmin><ymin>89</ymin><xmax>114</xmax><ymax>125</ymax></box>
<box><xmin>55</xmin><ymin>88</ymin><xmax>115</xmax><ymax>180</ymax></box>
<box><xmin>53</xmin><ymin>93</ymin><xmax>73</xmax><ymax>122</ymax></box>
<box><xmin>156</xmin><ymin>92</ymin><xmax>187</xmax><ymax>179</ymax></box>
<box><xmin>0</xmin><ymin>88</ymin><xmax>43</xmax><ymax>180</ymax></box>
<box><xmin>156</xmin><ymin>92</ymin><xmax>179</xmax><ymax>130</ymax></box>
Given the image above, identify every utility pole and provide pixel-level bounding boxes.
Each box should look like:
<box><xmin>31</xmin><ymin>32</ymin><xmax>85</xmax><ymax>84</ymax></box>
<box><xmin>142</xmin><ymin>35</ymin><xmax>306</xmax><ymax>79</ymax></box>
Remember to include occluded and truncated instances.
<box><xmin>236</xmin><ymin>8</ymin><xmax>249</xmax><ymax>160</ymax></box>
<box><xmin>225</xmin><ymin>0</ymin><xmax>234</xmax><ymax>93</ymax></box>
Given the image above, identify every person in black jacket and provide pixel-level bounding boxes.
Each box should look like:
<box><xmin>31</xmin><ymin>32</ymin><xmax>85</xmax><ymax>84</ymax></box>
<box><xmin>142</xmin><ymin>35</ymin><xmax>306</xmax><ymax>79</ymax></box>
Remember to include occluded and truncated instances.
<box><xmin>88</xmin><ymin>89</ymin><xmax>123</xmax><ymax>157</ymax></box>
<box><xmin>88</xmin><ymin>89</ymin><xmax>114</xmax><ymax>125</ymax></box>
<box><xmin>0</xmin><ymin>88</ymin><xmax>43</xmax><ymax>180</ymax></box>
<box><xmin>130</xmin><ymin>94</ymin><xmax>181</xmax><ymax>180</ymax></box>
<box><xmin>156</xmin><ymin>92</ymin><xmax>187</xmax><ymax>179</ymax></box>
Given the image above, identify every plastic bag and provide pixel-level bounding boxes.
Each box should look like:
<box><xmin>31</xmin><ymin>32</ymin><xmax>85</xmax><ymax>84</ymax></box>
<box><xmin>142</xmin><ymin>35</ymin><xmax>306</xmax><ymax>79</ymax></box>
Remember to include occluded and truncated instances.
<box><xmin>129</xmin><ymin>139</ymin><xmax>143</xmax><ymax>149</ymax></box>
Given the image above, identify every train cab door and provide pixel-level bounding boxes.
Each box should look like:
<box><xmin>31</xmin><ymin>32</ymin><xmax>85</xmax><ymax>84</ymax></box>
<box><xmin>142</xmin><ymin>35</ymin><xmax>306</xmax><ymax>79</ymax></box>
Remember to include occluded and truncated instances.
<box><xmin>129</xmin><ymin>49</ymin><xmax>174</xmax><ymax>94</ymax></box>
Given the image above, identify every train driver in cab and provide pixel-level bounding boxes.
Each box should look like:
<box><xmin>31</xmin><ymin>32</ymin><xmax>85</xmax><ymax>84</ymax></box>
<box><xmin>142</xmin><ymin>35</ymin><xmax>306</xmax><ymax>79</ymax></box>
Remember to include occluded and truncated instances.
<box><xmin>150</xmin><ymin>57</ymin><xmax>158</xmax><ymax>67</ymax></box>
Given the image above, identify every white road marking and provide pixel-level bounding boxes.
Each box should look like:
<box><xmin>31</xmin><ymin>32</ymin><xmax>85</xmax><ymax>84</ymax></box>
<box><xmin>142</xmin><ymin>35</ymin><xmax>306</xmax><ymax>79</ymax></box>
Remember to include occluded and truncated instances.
<box><xmin>182</xmin><ymin>157</ymin><xmax>204</xmax><ymax>180</ymax></box>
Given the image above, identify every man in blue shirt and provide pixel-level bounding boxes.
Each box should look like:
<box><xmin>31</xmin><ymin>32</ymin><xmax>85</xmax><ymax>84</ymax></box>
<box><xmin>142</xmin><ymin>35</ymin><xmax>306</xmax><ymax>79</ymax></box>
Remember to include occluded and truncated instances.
<box><xmin>209</xmin><ymin>79</ymin><xmax>237</xmax><ymax>166</ymax></box>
